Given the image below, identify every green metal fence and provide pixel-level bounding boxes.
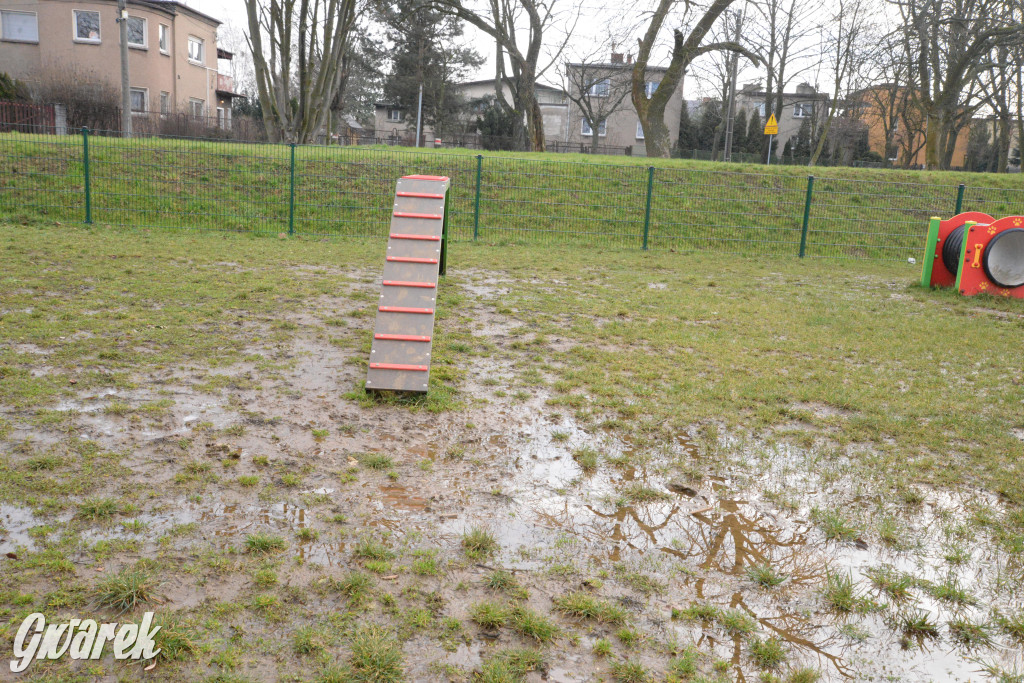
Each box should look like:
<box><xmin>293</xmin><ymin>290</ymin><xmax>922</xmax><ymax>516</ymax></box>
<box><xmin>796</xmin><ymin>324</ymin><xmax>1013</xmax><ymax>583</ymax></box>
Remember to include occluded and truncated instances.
<box><xmin>2</xmin><ymin>127</ymin><xmax>1022</xmax><ymax>260</ymax></box>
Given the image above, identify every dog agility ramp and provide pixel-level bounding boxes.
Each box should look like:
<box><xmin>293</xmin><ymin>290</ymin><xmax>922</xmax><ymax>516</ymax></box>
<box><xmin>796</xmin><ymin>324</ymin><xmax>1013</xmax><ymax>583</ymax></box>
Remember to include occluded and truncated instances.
<box><xmin>365</xmin><ymin>174</ymin><xmax>450</xmax><ymax>393</ymax></box>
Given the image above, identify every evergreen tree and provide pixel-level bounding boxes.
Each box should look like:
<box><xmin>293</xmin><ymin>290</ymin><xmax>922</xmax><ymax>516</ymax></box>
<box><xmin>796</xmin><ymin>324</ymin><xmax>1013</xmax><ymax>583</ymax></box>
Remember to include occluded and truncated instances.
<box><xmin>731</xmin><ymin>109</ymin><xmax>748</xmax><ymax>155</ymax></box>
<box><xmin>378</xmin><ymin>0</ymin><xmax>483</xmax><ymax>139</ymax></box>
<box><xmin>675</xmin><ymin>101</ymin><xmax>697</xmax><ymax>156</ymax></box>
<box><xmin>792</xmin><ymin>118</ymin><xmax>813</xmax><ymax>158</ymax></box>
<box><xmin>746</xmin><ymin>110</ymin><xmax>762</xmax><ymax>154</ymax></box>
<box><xmin>695</xmin><ymin>101</ymin><xmax>722</xmax><ymax>151</ymax></box>
<box><xmin>0</xmin><ymin>72</ymin><xmax>29</xmax><ymax>101</ymax></box>
<box><xmin>476</xmin><ymin>99</ymin><xmax>517</xmax><ymax>150</ymax></box>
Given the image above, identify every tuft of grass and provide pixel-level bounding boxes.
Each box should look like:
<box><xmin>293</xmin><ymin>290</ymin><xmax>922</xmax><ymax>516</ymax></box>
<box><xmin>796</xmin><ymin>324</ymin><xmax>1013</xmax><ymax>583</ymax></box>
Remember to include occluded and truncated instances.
<box><xmin>347</xmin><ymin>625</ymin><xmax>404</xmax><ymax>683</ymax></box>
<box><xmin>746</xmin><ymin>563</ymin><xmax>787</xmax><ymax>588</ymax></box>
<box><xmin>619</xmin><ymin>483</ymin><xmax>671</xmax><ymax>504</ymax></box>
<box><xmin>553</xmin><ymin>592</ymin><xmax>627</xmax><ymax>624</ymax></box>
<box><xmin>572</xmin><ymin>446</ymin><xmax>599</xmax><ymax>473</ymax></box>
<box><xmin>749</xmin><ymin>637</ymin><xmax>787</xmax><ymax>669</ymax></box>
<box><xmin>478</xmin><ymin>648</ymin><xmax>544</xmax><ymax>683</ymax></box>
<box><xmin>93</xmin><ymin>568</ymin><xmax>157</xmax><ymax>613</ymax></box>
<box><xmin>244</xmin><ymin>533</ymin><xmax>286</xmax><ymax>554</ymax></box>
<box><xmin>150</xmin><ymin>616</ymin><xmax>200</xmax><ymax>661</ymax></box>
<box><xmin>238</xmin><ymin>475</ymin><xmax>259</xmax><ymax>487</ymax></box>
<box><xmin>610</xmin><ymin>660</ymin><xmax>649</xmax><ymax>683</ymax></box>
<box><xmin>593</xmin><ymin>638</ymin><xmax>612</xmax><ymax>657</ymax></box>
<box><xmin>666</xmin><ymin>647</ymin><xmax>699</xmax><ymax>680</ymax></box>
<box><xmin>357</xmin><ymin>452</ymin><xmax>394</xmax><ymax>470</ymax></box>
<box><xmin>411</xmin><ymin>555</ymin><xmax>440</xmax><ymax>576</ymax></box>
<box><xmin>353</xmin><ymin>537</ymin><xmax>396</xmax><ymax>562</ymax></box>
<box><xmin>813</xmin><ymin>508</ymin><xmax>860</xmax><ymax>542</ymax></box>
<box><xmin>462</xmin><ymin>526</ymin><xmax>498</xmax><ymax>559</ymax></box>
<box><xmin>672</xmin><ymin>603</ymin><xmax>720</xmax><ymax>622</ymax></box>
<box><xmin>77</xmin><ymin>497</ymin><xmax>121</xmax><ymax>520</ymax></box>
<box><xmin>821</xmin><ymin>571</ymin><xmax>878</xmax><ymax>613</ymax></box>
<box><xmin>333</xmin><ymin>572</ymin><xmax>373</xmax><ymax>606</ymax></box>
<box><xmin>899</xmin><ymin>610</ymin><xmax>940</xmax><ymax>642</ymax></box>
<box><xmin>865</xmin><ymin>565</ymin><xmax>914</xmax><ymax>602</ymax></box>
<box><xmin>469</xmin><ymin>601</ymin><xmax>510</xmax><ymax>629</ymax></box>
<box><xmin>994</xmin><ymin>609</ymin><xmax>1024</xmax><ymax>643</ymax></box>
<box><xmin>948</xmin><ymin>618</ymin><xmax>992</xmax><ymax>647</ymax></box>
<box><xmin>508</xmin><ymin>605</ymin><xmax>558</xmax><ymax>642</ymax></box>
<box><xmin>786</xmin><ymin>669</ymin><xmax>821</xmax><ymax>683</ymax></box>
<box><xmin>925</xmin><ymin>576</ymin><xmax>977</xmax><ymax>606</ymax></box>
<box><xmin>718</xmin><ymin>608</ymin><xmax>758</xmax><ymax>636</ymax></box>
<box><xmin>293</xmin><ymin>626</ymin><xmax>327</xmax><ymax>655</ymax></box>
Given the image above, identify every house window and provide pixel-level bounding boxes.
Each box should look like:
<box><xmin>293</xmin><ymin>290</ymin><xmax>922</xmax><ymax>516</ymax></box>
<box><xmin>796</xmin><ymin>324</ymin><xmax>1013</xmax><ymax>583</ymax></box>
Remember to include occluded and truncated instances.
<box><xmin>126</xmin><ymin>16</ymin><xmax>146</xmax><ymax>48</ymax></box>
<box><xmin>755</xmin><ymin>102</ymin><xmax>766</xmax><ymax>117</ymax></box>
<box><xmin>793</xmin><ymin>102</ymin><xmax>813</xmax><ymax>118</ymax></box>
<box><xmin>581</xmin><ymin>118</ymin><xmax>606</xmax><ymax>136</ymax></box>
<box><xmin>74</xmin><ymin>9</ymin><xmax>100</xmax><ymax>42</ymax></box>
<box><xmin>1</xmin><ymin>10</ymin><xmax>39</xmax><ymax>43</ymax></box>
<box><xmin>645</xmin><ymin>81</ymin><xmax>658</xmax><ymax>98</ymax></box>
<box><xmin>158</xmin><ymin>24</ymin><xmax>168</xmax><ymax>53</ymax></box>
<box><xmin>187</xmin><ymin>35</ymin><xmax>204</xmax><ymax>63</ymax></box>
<box><xmin>129</xmin><ymin>87</ymin><xmax>147</xmax><ymax>113</ymax></box>
<box><xmin>160</xmin><ymin>92</ymin><xmax>170</xmax><ymax>114</ymax></box>
<box><xmin>387</xmin><ymin>108</ymin><xmax>401</xmax><ymax>122</ymax></box>
<box><xmin>636</xmin><ymin>121</ymin><xmax>644</xmax><ymax>139</ymax></box>
<box><xmin>189</xmin><ymin>98</ymin><xmax>205</xmax><ymax>119</ymax></box>
<box><xmin>587</xmin><ymin>78</ymin><xmax>610</xmax><ymax>97</ymax></box>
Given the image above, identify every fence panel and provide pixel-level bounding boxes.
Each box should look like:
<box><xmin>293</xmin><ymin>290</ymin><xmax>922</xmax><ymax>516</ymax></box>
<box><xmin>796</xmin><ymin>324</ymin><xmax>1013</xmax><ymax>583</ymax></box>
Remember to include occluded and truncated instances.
<box><xmin>0</xmin><ymin>126</ymin><xmax>83</xmax><ymax>224</ymax></box>
<box><xmin>804</xmin><ymin>177</ymin><xmax>961</xmax><ymax>260</ymax></box>
<box><xmin>650</xmin><ymin>168</ymin><xmax>807</xmax><ymax>255</ymax></box>
<box><xmin>474</xmin><ymin>156</ymin><xmax>650</xmax><ymax>247</ymax></box>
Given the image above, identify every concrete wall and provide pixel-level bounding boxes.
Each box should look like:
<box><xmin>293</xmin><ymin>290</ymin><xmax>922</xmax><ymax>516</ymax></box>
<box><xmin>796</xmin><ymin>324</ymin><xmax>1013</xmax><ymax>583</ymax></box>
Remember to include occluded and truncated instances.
<box><xmin>0</xmin><ymin>0</ymin><xmax>220</xmax><ymax>115</ymax></box>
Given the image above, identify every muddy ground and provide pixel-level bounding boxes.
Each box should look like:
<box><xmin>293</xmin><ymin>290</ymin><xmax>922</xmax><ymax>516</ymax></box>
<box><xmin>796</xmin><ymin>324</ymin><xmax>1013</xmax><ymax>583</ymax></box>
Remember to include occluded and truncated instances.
<box><xmin>1</xmin><ymin>245</ymin><xmax>1023</xmax><ymax>683</ymax></box>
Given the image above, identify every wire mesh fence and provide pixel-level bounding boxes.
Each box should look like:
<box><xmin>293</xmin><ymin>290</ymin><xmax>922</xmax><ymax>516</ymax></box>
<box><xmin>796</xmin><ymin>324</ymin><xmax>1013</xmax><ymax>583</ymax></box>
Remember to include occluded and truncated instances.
<box><xmin>2</xmin><ymin>126</ymin><xmax>1022</xmax><ymax>260</ymax></box>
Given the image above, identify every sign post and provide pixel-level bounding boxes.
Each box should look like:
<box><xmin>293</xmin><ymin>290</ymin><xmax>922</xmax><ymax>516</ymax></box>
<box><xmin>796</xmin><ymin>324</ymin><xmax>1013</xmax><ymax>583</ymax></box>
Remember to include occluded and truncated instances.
<box><xmin>764</xmin><ymin>113</ymin><xmax>778</xmax><ymax>166</ymax></box>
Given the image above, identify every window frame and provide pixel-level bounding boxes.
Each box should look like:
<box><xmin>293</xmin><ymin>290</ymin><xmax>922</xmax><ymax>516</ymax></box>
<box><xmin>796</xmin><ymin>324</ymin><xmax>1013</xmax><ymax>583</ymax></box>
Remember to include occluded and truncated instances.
<box><xmin>1</xmin><ymin>10</ymin><xmax>40</xmax><ymax>44</ymax></box>
<box><xmin>126</xmin><ymin>15</ymin><xmax>146</xmax><ymax>49</ymax></box>
<box><xmin>189</xmin><ymin>98</ymin><xmax>205</xmax><ymax>119</ymax></box>
<box><xmin>387</xmin><ymin>108</ymin><xmax>401</xmax><ymax>122</ymax></box>
<box><xmin>129</xmin><ymin>87</ymin><xmax>148</xmax><ymax>114</ymax></box>
<box><xmin>581</xmin><ymin>118</ymin><xmax>607</xmax><ymax>137</ymax></box>
<box><xmin>645</xmin><ymin>81</ymin><xmax>658</xmax><ymax>99</ymax></box>
<box><xmin>587</xmin><ymin>78</ymin><xmax>610</xmax><ymax>98</ymax></box>
<box><xmin>158</xmin><ymin>23</ymin><xmax>169</xmax><ymax>54</ymax></box>
<box><xmin>755</xmin><ymin>102</ymin><xmax>766</xmax><ymax>117</ymax></box>
<box><xmin>159</xmin><ymin>91</ymin><xmax>170</xmax><ymax>115</ymax></box>
<box><xmin>636</xmin><ymin>121</ymin><xmax>644</xmax><ymax>139</ymax></box>
<box><xmin>793</xmin><ymin>101</ymin><xmax>813</xmax><ymax>118</ymax></box>
<box><xmin>73</xmin><ymin>9</ymin><xmax>101</xmax><ymax>44</ymax></box>
<box><xmin>187</xmin><ymin>35</ymin><xmax>204</xmax><ymax>64</ymax></box>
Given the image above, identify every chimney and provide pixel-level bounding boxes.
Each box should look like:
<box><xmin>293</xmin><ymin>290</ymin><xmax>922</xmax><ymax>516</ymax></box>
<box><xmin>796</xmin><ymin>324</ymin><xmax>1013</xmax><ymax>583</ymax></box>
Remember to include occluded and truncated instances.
<box><xmin>611</xmin><ymin>53</ymin><xmax>624</xmax><ymax>64</ymax></box>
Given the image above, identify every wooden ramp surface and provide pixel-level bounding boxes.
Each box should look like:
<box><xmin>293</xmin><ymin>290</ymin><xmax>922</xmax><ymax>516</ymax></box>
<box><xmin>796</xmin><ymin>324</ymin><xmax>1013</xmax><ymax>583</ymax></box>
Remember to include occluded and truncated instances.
<box><xmin>365</xmin><ymin>175</ymin><xmax>450</xmax><ymax>392</ymax></box>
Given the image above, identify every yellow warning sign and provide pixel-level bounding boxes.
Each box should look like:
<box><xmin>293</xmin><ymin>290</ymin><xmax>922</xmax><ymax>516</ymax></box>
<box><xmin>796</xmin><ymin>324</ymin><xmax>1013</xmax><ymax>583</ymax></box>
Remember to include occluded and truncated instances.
<box><xmin>764</xmin><ymin>114</ymin><xmax>778</xmax><ymax>136</ymax></box>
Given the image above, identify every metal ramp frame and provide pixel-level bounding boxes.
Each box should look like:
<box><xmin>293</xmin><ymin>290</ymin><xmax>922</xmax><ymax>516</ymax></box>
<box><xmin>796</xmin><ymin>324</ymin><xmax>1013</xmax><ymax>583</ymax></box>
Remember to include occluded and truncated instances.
<box><xmin>365</xmin><ymin>175</ymin><xmax>450</xmax><ymax>393</ymax></box>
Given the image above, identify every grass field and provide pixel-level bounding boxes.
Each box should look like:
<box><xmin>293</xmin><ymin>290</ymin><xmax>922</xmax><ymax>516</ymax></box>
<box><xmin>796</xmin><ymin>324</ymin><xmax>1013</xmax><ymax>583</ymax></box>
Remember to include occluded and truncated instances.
<box><xmin>1</xmin><ymin>223</ymin><xmax>1022</xmax><ymax>681</ymax></box>
<box><xmin>3</xmin><ymin>132</ymin><xmax>1024</xmax><ymax>260</ymax></box>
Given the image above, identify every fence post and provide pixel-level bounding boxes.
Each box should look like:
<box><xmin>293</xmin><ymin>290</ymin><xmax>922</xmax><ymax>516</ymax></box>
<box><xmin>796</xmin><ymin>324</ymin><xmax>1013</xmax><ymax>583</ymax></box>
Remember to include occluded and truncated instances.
<box><xmin>799</xmin><ymin>175</ymin><xmax>814</xmax><ymax>258</ymax></box>
<box><xmin>81</xmin><ymin>127</ymin><xmax>92</xmax><ymax>225</ymax></box>
<box><xmin>955</xmin><ymin>183</ymin><xmax>965</xmax><ymax>214</ymax></box>
<box><xmin>473</xmin><ymin>155</ymin><xmax>482</xmax><ymax>241</ymax></box>
<box><xmin>288</xmin><ymin>143</ymin><xmax>296</xmax><ymax>236</ymax></box>
<box><xmin>642</xmin><ymin>166</ymin><xmax>655</xmax><ymax>250</ymax></box>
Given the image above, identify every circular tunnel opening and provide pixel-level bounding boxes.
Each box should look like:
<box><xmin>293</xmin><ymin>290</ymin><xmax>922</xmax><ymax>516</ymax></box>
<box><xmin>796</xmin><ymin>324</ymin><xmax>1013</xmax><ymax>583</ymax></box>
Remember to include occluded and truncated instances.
<box><xmin>983</xmin><ymin>228</ymin><xmax>1024</xmax><ymax>289</ymax></box>
<box><xmin>941</xmin><ymin>225</ymin><xmax>967</xmax><ymax>276</ymax></box>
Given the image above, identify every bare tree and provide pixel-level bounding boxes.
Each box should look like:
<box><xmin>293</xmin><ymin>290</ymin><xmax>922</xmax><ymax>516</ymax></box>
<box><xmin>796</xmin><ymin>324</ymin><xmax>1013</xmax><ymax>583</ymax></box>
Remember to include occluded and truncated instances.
<box><xmin>427</xmin><ymin>0</ymin><xmax>576</xmax><ymax>151</ymax></box>
<box><xmin>891</xmin><ymin>0</ymin><xmax>1024</xmax><ymax>170</ymax></box>
<box><xmin>244</xmin><ymin>0</ymin><xmax>359</xmax><ymax>143</ymax></box>
<box><xmin>809</xmin><ymin>0</ymin><xmax>874</xmax><ymax>165</ymax></box>
<box><xmin>747</xmin><ymin>0</ymin><xmax>818</xmax><ymax>161</ymax></box>
<box><xmin>561</xmin><ymin>45</ymin><xmax>633</xmax><ymax>153</ymax></box>
<box><xmin>632</xmin><ymin>0</ymin><xmax>759</xmax><ymax>158</ymax></box>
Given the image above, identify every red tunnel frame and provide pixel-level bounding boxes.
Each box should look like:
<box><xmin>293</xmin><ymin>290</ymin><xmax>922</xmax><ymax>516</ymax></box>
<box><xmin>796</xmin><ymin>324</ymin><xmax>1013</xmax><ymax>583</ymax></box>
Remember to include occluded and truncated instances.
<box><xmin>957</xmin><ymin>216</ymin><xmax>1024</xmax><ymax>298</ymax></box>
<box><xmin>925</xmin><ymin>211</ymin><xmax>994</xmax><ymax>288</ymax></box>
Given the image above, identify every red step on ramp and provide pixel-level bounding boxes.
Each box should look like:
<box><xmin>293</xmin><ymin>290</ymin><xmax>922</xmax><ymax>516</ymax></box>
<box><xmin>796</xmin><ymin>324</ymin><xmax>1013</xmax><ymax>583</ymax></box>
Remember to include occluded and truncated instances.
<box><xmin>366</xmin><ymin>175</ymin><xmax>450</xmax><ymax>393</ymax></box>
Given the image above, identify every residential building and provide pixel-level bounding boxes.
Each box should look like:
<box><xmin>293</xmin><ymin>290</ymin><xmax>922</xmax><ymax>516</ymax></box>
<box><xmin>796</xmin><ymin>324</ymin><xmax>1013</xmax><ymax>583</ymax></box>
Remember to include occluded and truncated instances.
<box><xmin>0</xmin><ymin>0</ymin><xmax>242</xmax><ymax>126</ymax></box>
<box><xmin>564</xmin><ymin>53</ymin><xmax>683</xmax><ymax>155</ymax></box>
<box><xmin>373</xmin><ymin>78</ymin><xmax>569</xmax><ymax>146</ymax></box>
<box><xmin>734</xmin><ymin>82</ymin><xmax>830</xmax><ymax>157</ymax></box>
<box><xmin>851</xmin><ymin>85</ymin><xmax>971</xmax><ymax>168</ymax></box>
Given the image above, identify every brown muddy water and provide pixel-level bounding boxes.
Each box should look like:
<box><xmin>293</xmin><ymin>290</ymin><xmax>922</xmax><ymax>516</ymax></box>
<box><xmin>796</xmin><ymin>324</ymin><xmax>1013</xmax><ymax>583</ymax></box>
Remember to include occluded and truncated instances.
<box><xmin>1</xmin><ymin>274</ymin><xmax>1022</xmax><ymax>682</ymax></box>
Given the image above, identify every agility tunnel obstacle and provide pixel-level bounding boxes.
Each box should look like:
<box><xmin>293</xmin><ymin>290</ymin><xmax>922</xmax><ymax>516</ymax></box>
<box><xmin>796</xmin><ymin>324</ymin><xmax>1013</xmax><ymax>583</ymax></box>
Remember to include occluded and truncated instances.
<box><xmin>365</xmin><ymin>175</ymin><xmax>450</xmax><ymax>393</ymax></box>
<box><xmin>921</xmin><ymin>212</ymin><xmax>1024</xmax><ymax>298</ymax></box>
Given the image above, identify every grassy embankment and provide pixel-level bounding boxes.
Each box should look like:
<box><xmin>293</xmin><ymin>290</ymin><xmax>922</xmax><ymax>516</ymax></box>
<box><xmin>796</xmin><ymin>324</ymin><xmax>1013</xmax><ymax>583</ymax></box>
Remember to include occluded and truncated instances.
<box><xmin>3</xmin><ymin>133</ymin><xmax>1023</xmax><ymax>259</ymax></box>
